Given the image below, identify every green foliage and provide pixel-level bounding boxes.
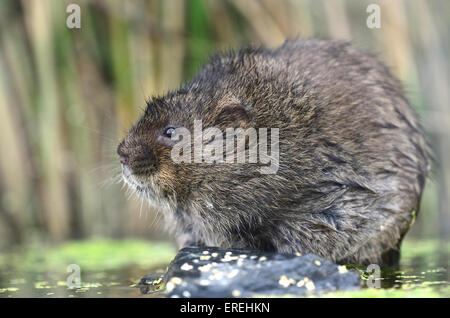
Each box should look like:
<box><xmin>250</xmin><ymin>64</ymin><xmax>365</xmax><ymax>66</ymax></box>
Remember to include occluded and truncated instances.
<box><xmin>186</xmin><ymin>0</ymin><xmax>213</xmax><ymax>78</ymax></box>
<box><xmin>3</xmin><ymin>239</ymin><xmax>176</xmax><ymax>272</ymax></box>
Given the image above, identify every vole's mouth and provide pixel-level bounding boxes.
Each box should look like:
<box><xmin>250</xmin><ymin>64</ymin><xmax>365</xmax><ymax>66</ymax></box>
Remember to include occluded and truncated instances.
<box><xmin>121</xmin><ymin>164</ymin><xmax>175</xmax><ymax>209</ymax></box>
<box><xmin>122</xmin><ymin>165</ymin><xmax>153</xmax><ymax>195</ymax></box>
<box><xmin>121</xmin><ymin>164</ymin><xmax>177</xmax><ymax>216</ymax></box>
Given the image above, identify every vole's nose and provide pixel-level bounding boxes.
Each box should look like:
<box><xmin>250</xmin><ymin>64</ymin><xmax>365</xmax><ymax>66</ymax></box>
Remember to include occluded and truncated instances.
<box><xmin>117</xmin><ymin>141</ymin><xmax>129</xmax><ymax>165</ymax></box>
<box><xmin>119</xmin><ymin>155</ymin><xmax>128</xmax><ymax>165</ymax></box>
<box><xmin>117</xmin><ymin>137</ymin><xmax>156</xmax><ymax>174</ymax></box>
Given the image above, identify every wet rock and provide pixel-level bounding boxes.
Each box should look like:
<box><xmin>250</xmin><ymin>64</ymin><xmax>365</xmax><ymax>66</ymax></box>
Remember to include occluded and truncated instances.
<box><xmin>140</xmin><ymin>246</ymin><xmax>361</xmax><ymax>297</ymax></box>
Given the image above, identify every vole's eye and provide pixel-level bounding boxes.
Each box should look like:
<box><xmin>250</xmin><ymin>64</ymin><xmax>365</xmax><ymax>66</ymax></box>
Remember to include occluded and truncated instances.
<box><xmin>163</xmin><ymin>127</ymin><xmax>175</xmax><ymax>138</ymax></box>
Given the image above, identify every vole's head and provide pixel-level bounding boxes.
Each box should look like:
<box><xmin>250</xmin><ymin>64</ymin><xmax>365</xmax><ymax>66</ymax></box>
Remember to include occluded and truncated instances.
<box><xmin>117</xmin><ymin>82</ymin><xmax>252</xmax><ymax>209</ymax></box>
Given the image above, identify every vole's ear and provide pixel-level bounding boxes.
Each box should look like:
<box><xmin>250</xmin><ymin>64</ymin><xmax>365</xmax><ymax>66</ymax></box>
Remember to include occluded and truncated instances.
<box><xmin>214</xmin><ymin>96</ymin><xmax>251</xmax><ymax>127</ymax></box>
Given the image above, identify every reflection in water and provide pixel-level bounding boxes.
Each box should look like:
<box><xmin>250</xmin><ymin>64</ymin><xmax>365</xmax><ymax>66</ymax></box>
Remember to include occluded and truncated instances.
<box><xmin>0</xmin><ymin>265</ymin><xmax>167</xmax><ymax>298</ymax></box>
<box><xmin>353</xmin><ymin>239</ymin><xmax>450</xmax><ymax>296</ymax></box>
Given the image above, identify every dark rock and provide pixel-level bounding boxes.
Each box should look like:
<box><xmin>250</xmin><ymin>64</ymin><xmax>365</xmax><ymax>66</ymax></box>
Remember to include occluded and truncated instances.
<box><xmin>140</xmin><ymin>246</ymin><xmax>361</xmax><ymax>297</ymax></box>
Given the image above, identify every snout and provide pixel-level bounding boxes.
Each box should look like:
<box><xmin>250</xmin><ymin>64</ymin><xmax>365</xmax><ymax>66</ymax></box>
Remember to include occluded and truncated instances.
<box><xmin>117</xmin><ymin>141</ymin><xmax>129</xmax><ymax>165</ymax></box>
<box><xmin>117</xmin><ymin>139</ymin><xmax>157</xmax><ymax>176</ymax></box>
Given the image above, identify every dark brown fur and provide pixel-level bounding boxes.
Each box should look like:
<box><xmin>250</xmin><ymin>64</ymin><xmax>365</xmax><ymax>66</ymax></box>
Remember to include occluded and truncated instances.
<box><xmin>117</xmin><ymin>39</ymin><xmax>431</xmax><ymax>267</ymax></box>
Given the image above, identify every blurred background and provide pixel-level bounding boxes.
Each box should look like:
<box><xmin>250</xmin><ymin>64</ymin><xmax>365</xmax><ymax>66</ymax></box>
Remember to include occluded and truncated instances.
<box><xmin>0</xmin><ymin>0</ymin><xmax>449</xmax><ymax>251</ymax></box>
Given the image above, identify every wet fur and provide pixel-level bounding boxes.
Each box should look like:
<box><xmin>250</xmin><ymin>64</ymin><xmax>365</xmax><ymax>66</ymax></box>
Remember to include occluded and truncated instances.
<box><xmin>118</xmin><ymin>39</ymin><xmax>431</xmax><ymax>267</ymax></box>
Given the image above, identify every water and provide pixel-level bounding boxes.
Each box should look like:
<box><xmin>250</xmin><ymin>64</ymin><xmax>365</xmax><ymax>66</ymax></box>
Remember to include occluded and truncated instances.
<box><xmin>325</xmin><ymin>239</ymin><xmax>450</xmax><ymax>297</ymax></box>
<box><xmin>0</xmin><ymin>239</ymin><xmax>173</xmax><ymax>298</ymax></box>
<box><xmin>0</xmin><ymin>239</ymin><xmax>448</xmax><ymax>298</ymax></box>
<box><xmin>0</xmin><ymin>265</ymin><xmax>166</xmax><ymax>298</ymax></box>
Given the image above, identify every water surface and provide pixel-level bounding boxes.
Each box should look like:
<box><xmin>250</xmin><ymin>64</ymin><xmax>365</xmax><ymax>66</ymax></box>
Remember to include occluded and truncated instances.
<box><xmin>0</xmin><ymin>239</ymin><xmax>448</xmax><ymax>298</ymax></box>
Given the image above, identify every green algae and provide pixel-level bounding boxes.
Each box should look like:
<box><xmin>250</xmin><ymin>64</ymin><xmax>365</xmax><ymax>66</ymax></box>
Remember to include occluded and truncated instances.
<box><xmin>0</xmin><ymin>239</ymin><xmax>176</xmax><ymax>298</ymax></box>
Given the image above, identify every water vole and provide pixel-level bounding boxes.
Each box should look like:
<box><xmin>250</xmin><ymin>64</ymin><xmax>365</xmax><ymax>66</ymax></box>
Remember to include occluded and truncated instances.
<box><xmin>117</xmin><ymin>39</ymin><xmax>430</xmax><ymax>266</ymax></box>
